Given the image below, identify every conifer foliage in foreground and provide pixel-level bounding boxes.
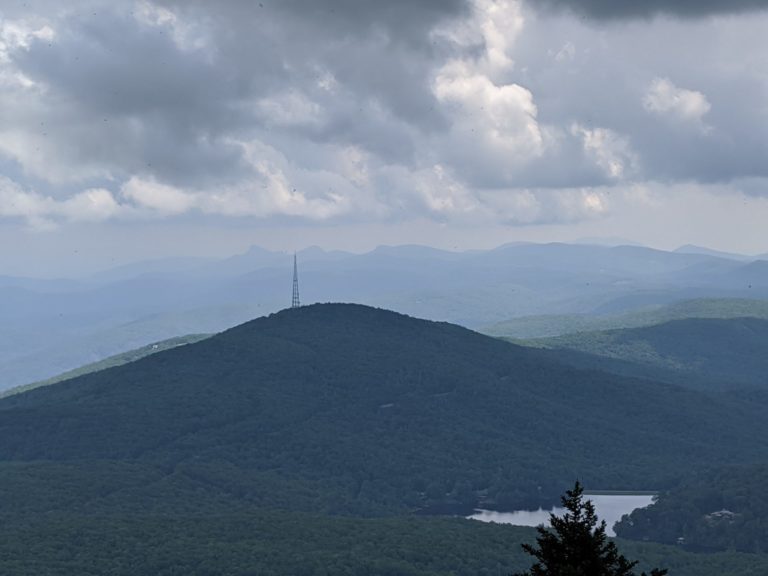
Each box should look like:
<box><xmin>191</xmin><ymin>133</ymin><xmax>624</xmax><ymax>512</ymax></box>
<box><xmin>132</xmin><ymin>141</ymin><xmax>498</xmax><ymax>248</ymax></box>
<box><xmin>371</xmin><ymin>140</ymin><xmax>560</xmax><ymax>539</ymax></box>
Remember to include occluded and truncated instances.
<box><xmin>515</xmin><ymin>482</ymin><xmax>667</xmax><ymax>576</ymax></box>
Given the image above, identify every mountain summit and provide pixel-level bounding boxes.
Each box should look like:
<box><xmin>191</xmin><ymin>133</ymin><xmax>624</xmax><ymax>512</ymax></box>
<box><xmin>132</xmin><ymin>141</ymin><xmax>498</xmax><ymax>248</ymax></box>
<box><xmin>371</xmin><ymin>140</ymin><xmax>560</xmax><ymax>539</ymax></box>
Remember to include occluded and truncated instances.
<box><xmin>1</xmin><ymin>303</ymin><xmax>767</xmax><ymax>517</ymax></box>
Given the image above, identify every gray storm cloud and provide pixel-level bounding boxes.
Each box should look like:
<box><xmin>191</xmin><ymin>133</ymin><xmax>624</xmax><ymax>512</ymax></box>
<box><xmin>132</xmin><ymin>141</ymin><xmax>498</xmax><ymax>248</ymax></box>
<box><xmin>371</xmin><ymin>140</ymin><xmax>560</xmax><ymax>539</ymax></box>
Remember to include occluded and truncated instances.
<box><xmin>1</xmin><ymin>0</ymin><xmax>768</xmax><ymax>233</ymax></box>
<box><xmin>532</xmin><ymin>0</ymin><xmax>768</xmax><ymax>19</ymax></box>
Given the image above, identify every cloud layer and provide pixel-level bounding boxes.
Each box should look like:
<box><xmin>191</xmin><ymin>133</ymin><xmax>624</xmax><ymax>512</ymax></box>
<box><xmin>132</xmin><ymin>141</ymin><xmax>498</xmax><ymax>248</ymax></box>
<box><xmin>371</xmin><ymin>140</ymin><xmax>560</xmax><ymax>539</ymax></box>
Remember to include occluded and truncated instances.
<box><xmin>533</xmin><ymin>0</ymin><xmax>768</xmax><ymax>19</ymax></box>
<box><xmin>0</xmin><ymin>0</ymin><xmax>767</xmax><ymax>232</ymax></box>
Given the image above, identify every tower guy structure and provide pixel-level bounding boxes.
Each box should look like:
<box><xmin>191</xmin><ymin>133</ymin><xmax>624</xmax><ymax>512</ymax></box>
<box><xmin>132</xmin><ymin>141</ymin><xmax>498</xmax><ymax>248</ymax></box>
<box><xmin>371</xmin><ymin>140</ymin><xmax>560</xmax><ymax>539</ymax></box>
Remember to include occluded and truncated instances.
<box><xmin>291</xmin><ymin>253</ymin><xmax>301</xmax><ymax>308</ymax></box>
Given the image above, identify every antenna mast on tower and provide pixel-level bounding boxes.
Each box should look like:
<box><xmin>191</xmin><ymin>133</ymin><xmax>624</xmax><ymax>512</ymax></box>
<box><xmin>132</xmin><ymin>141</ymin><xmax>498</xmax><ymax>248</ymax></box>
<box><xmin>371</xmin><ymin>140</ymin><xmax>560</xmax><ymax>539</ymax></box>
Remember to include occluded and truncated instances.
<box><xmin>291</xmin><ymin>253</ymin><xmax>301</xmax><ymax>308</ymax></box>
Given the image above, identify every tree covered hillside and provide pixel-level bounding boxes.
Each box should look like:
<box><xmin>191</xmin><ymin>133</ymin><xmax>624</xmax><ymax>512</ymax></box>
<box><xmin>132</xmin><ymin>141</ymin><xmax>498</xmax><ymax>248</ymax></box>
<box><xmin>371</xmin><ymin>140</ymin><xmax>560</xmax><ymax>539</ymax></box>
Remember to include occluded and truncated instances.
<box><xmin>616</xmin><ymin>465</ymin><xmax>768</xmax><ymax>553</ymax></box>
<box><xmin>4</xmin><ymin>511</ymin><xmax>768</xmax><ymax>576</ymax></box>
<box><xmin>530</xmin><ymin>317</ymin><xmax>768</xmax><ymax>390</ymax></box>
<box><xmin>1</xmin><ymin>304</ymin><xmax>767</xmax><ymax>518</ymax></box>
<box><xmin>3</xmin><ymin>304</ymin><xmax>768</xmax><ymax>574</ymax></box>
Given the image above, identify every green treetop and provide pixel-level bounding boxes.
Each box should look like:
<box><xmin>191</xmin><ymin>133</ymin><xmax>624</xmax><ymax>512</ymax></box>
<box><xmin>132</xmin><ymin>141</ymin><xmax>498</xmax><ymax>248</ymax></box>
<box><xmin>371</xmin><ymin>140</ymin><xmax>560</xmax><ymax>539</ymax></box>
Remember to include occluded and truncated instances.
<box><xmin>515</xmin><ymin>482</ymin><xmax>667</xmax><ymax>576</ymax></box>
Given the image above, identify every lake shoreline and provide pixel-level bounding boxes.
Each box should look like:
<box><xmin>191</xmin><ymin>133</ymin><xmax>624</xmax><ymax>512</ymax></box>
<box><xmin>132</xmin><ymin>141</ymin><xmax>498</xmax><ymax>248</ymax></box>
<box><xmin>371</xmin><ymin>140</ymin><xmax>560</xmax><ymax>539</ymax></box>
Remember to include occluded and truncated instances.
<box><xmin>467</xmin><ymin>493</ymin><xmax>657</xmax><ymax>537</ymax></box>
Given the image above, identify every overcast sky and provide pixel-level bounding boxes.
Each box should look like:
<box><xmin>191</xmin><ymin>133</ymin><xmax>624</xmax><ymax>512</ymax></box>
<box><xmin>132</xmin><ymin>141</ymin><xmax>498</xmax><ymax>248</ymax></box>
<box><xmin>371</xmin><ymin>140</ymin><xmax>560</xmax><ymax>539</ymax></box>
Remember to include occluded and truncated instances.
<box><xmin>1</xmin><ymin>0</ymin><xmax>768</xmax><ymax>276</ymax></box>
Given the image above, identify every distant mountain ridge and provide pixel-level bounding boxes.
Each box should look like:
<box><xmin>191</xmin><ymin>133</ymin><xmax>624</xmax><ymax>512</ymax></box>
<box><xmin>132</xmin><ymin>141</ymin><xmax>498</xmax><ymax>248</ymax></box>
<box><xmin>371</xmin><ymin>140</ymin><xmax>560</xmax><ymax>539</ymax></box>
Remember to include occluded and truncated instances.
<box><xmin>484</xmin><ymin>297</ymin><xmax>768</xmax><ymax>339</ymax></box>
<box><xmin>673</xmin><ymin>244</ymin><xmax>757</xmax><ymax>261</ymax></box>
<box><xmin>528</xmin><ymin>316</ymin><xmax>768</xmax><ymax>390</ymax></box>
<box><xmin>2</xmin><ymin>242</ymin><xmax>768</xmax><ymax>390</ymax></box>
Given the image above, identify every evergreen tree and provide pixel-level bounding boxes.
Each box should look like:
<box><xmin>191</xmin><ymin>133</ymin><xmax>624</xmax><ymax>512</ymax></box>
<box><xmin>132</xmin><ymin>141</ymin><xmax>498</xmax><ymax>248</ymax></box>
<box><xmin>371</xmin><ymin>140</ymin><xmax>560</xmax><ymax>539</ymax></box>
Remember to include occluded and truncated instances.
<box><xmin>515</xmin><ymin>482</ymin><xmax>667</xmax><ymax>576</ymax></box>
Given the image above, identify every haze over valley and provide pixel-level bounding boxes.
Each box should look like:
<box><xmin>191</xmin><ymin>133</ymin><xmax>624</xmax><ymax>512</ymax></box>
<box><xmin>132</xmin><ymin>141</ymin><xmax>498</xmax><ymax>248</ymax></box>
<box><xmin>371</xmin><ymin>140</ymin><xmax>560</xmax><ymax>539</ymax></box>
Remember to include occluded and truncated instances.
<box><xmin>3</xmin><ymin>241</ymin><xmax>768</xmax><ymax>391</ymax></box>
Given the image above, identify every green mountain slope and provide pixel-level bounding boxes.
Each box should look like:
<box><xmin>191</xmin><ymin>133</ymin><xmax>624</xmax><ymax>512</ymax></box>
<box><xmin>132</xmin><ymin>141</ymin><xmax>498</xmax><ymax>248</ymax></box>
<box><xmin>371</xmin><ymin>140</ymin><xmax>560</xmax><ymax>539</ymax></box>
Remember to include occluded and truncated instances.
<box><xmin>2</xmin><ymin>304</ymin><xmax>767</xmax><ymax>515</ymax></box>
<box><xmin>483</xmin><ymin>298</ymin><xmax>768</xmax><ymax>339</ymax></box>
<box><xmin>2</xmin><ymin>304</ymin><xmax>768</xmax><ymax>574</ymax></box>
<box><xmin>616</xmin><ymin>464</ymin><xmax>768</xmax><ymax>553</ymax></box>
<box><xmin>531</xmin><ymin>317</ymin><xmax>768</xmax><ymax>389</ymax></box>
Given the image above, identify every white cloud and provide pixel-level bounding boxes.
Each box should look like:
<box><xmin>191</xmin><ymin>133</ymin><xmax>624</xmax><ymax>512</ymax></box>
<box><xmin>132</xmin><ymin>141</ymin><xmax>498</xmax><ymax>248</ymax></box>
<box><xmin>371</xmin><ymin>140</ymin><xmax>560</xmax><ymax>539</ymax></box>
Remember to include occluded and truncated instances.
<box><xmin>434</xmin><ymin>60</ymin><xmax>544</xmax><ymax>164</ymax></box>
<box><xmin>133</xmin><ymin>0</ymin><xmax>209</xmax><ymax>53</ymax></box>
<box><xmin>235</xmin><ymin>139</ymin><xmax>359</xmax><ymax>219</ymax></box>
<box><xmin>475</xmin><ymin>0</ymin><xmax>525</xmax><ymax>74</ymax></box>
<box><xmin>431</xmin><ymin>0</ymin><xmax>545</xmax><ymax>184</ymax></box>
<box><xmin>0</xmin><ymin>177</ymin><xmax>51</xmax><ymax>220</ymax></box>
<box><xmin>0</xmin><ymin>127</ymin><xmax>117</xmax><ymax>184</ymax></box>
<box><xmin>478</xmin><ymin>187</ymin><xmax>609</xmax><ymax>224</ymax></box>
<box><xmin>571</xmin><ymin>124</ymin><xmax>638</xmax><ymax>179</ymax></box>
<box><xmin>0</xmin><ymin>19</ymin><xmax>53</xmax><ymax>90</ymax></box>
<box><xmin>60</xmin><ymin>188</ymin><xmax>123</xmax><ymax>221</ymax></box>
<box><xmin>0</xmin><ymin>176</ymin><xmax>124</xmax><ymax>229</ymax></box>
<box><xmin>434</xmin><ymin>0</ymin><xmax>525</xmax><ymax>77</ymax></box>
<box><xmin>643</xmin><ymin>77</ymin><xmax>711</xmax><ymax>126</ymax></box>
<box><xmin>413</xmin><ymin>164</ymin><xmax>480</xmax><ymax>215</ymax></box>
<box><xmin>121</xmin><ymin>176</ymin><xmax>195</xmax><ymax>215</ymax></box>
<box><xmin>118</xmin><ymin>141</ymin><xmax>358</xmax><ymax>221</ymax></box>
<box><xmin>0</xmin><ymin>20</ymin><xmax>54</xmax><ymax>62</ymax></box>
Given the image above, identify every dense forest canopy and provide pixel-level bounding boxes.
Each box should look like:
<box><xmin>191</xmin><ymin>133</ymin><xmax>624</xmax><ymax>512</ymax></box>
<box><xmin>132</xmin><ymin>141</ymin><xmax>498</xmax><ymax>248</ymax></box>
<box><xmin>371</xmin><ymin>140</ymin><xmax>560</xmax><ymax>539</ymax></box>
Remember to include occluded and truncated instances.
<box><xmin>2</xmin><ymin>304</ymin><xmax>767</xmax><ymax>515</ymax></box>
<box><xmin>531</xmin><ymin>317</ymin><xmax>768</xmax><ymax>390</ymax></box>
<box><xmin>2</xmin><ymin>304</ymin><xmax>768</xmax><ymax>574</ymax></box>
<box><xmin>616</xmin><ymin>465</ymin><xmax>768</xmax><ymax>553</ymax></box>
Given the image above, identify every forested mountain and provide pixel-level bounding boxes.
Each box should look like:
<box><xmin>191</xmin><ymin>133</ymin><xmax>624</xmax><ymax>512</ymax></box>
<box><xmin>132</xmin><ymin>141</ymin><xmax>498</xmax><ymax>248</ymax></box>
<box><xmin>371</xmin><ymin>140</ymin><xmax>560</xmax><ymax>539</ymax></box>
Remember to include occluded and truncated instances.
<box><xmin>529</xmin><ymin>317</ymin><xmax>768</xmax><ymax>390</ymax></box>
<box><xmin>2</xmin><ymin>242</ymin><xmax>765</xmax><ymax>390</ymax></box>
<box><xmin>2</xmin><ymin>304</ymin><xmax>768</xmax><ymax>574</ymax></box>
<box><xmin>615</xmin><ymin>465</ymin><xmax>768</xmax><ymax>553</ymax></box>
<box><xmin>2</xmin><ymin>304</ymin><xmax>767</xmax><ymax>515</ymax></box>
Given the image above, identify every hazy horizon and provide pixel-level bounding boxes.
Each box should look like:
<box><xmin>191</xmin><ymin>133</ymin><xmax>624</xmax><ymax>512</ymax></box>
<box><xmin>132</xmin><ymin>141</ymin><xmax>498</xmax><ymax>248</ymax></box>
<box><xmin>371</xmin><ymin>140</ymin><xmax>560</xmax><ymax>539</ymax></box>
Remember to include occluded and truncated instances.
<box><xmin>2</xmin><ymin>1</ymin><xmax>768</xmax><ymax>277</ymax></box>
<box><xmin>1</xmin><ymin>236</ymin><xmax>765</xmax><ymax>279</ymax></box>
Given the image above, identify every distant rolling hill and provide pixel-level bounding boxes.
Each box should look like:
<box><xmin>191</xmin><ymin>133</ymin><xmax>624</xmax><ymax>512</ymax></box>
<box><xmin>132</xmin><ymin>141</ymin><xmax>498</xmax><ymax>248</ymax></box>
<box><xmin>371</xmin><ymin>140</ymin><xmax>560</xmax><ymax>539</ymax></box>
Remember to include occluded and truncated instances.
<box><xmin>528</xmin><ymin>317</ymin><xmax>768</xmax><ymax>390</ymax></box>
<box><xmin>616</xmin><ymin>464</ymin><xmax>768</xmax><ymax>553</ymax></box>
<box><xmin>2</xmin><ymin>304</ymin><xmax>768</xmax><ymax>514</ymax></box>
<box><xmin>3</xmin><ymin>242</ymin><xmax>765</xmax><ymax>391</ymax></box>
<box><xmin>673</xmin><ymin>244</ymin><xmax>756</xmax><ymax>261</ymax></box>
<box><xmin>2</xmin><ymin>304</ymin><xmax>768</xmax><ymax>575</ymax></box>
<box><xmin>483</xmin><ymin>297</ymin><xmax>768</xmax><ymax>339</ymax></box>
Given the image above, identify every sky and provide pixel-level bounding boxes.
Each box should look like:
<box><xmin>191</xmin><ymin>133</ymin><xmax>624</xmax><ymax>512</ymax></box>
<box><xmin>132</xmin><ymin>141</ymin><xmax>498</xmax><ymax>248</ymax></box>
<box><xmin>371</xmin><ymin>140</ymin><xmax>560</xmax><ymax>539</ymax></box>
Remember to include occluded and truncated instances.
<box><xmin>1</xmin><ymin>0</ymin><xmax>768</xmax><ymax>276</ymax></box>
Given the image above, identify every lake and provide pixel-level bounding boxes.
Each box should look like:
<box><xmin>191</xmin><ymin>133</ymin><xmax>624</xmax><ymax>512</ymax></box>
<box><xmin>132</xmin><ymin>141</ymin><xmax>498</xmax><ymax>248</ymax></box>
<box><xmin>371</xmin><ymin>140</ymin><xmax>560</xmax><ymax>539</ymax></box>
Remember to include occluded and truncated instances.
<box><xmin>468</xmin><ymin>493</ymin><xmax>656</xmax><ymax>537</ymax></box>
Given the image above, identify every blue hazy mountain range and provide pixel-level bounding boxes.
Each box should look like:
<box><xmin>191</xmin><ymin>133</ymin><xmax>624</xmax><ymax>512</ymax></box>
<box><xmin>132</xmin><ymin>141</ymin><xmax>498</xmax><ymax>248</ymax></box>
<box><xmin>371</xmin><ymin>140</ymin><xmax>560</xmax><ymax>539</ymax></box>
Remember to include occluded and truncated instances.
<box><xmin>1</xmin><ymin>242</ymin><xmax>768</xmax><ymax>390</ymax></box>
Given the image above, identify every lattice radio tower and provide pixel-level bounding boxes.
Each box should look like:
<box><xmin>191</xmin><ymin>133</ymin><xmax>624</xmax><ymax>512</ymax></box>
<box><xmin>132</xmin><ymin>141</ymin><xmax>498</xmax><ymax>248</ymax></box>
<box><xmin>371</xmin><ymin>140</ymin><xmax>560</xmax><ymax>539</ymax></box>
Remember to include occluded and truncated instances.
<box><xmin>291</xmin><ymin>253</ymin><xmax>301</xmax><ymax>308</ymax></box>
